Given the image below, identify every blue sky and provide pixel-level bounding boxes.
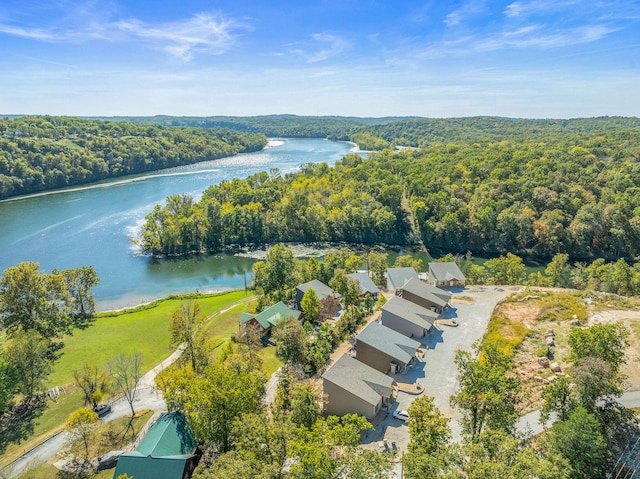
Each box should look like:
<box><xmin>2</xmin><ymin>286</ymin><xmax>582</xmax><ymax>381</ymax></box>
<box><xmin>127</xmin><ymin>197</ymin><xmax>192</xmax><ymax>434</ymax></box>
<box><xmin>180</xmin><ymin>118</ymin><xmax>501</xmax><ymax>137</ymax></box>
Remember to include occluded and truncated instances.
<box><xmin>0</xmin><ymin>0</ymin><xmax>639</xmax><ymax>118</ymax></box>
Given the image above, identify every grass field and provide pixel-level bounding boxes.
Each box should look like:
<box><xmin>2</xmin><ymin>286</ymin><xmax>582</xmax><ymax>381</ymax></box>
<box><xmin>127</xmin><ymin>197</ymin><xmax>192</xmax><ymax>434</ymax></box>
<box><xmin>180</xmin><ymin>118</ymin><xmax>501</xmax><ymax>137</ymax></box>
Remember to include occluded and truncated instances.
<box><xmin>49</xmin><ymin>290</ymin><xmax>252</xmax><ymax>387</ymax></box>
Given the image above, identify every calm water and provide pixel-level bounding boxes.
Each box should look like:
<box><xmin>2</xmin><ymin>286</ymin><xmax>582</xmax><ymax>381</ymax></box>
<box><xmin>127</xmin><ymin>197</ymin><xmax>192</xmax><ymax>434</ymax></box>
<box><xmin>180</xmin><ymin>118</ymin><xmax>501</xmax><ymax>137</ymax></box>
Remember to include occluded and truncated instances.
<box><xmin>0</xmin><ymin>139</ymin><xmax>356</xmax><ymax>310</ymax></box>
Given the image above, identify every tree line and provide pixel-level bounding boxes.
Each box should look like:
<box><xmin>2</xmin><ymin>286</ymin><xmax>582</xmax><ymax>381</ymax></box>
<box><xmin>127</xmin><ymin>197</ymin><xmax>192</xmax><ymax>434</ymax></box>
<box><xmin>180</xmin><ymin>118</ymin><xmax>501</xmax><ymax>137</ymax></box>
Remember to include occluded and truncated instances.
<box><xmin>0</xmin><ymin>116</ymin><xmax>267</xmax><ymax>199</ymax></box>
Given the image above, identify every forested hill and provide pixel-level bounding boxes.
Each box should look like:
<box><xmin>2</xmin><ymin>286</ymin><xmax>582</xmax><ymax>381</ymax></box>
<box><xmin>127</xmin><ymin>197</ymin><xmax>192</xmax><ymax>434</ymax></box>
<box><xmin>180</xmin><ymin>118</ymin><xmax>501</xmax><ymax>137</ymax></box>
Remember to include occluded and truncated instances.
<box><xmin>88</xmin><ymin>114</ymin><xmax>418</xmax><ymax>139</ymax></box>
<box><xmin>0</xmin><ymin>116</ymin><xmax>267</xmax><ymax>199</ymax></box>
<box><xmin>142</xmin><ymin>128</ymin><xmax>640</xmax><ymax>261</ymax></box>
<box><xmin>343</xmin><ymin>116</ymin><xmax>640</xmax><ymax>149</ymax></box>
<box><xmin>85</xmin><ymin>114</ymin><xmax>640</xmax><ymax>149</ymax></box>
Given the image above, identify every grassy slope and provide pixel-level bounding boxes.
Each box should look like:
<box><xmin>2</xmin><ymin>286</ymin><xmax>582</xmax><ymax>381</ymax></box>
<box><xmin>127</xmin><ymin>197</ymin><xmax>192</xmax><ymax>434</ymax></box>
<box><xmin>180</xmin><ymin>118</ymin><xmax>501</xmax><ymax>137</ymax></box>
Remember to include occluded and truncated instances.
<box><xmin>48</xmin><ymin>290</ymin><xmax>251</xmax><ymax>387</ymax></box>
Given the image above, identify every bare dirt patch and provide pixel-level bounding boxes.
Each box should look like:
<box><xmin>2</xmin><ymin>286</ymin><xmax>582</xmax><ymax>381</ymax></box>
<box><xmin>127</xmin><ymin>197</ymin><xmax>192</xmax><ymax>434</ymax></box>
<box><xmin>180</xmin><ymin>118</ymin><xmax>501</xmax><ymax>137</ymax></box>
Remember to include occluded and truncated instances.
<box><xmin>496</xmin><ymin>290</ymin><xmax>640</xmax><ymax>414</ymax></box>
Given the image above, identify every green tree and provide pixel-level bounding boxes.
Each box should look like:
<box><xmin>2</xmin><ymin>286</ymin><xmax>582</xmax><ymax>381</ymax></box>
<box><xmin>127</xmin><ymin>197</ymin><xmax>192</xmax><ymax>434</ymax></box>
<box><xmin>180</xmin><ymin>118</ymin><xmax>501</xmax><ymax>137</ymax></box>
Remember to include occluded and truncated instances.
<box><xmin>540</xmin><ymin>375</ymin><xmax>577</xmax><ymax>423</ymax></box>
<box><xmin>450</xmin><ymin>344</ymin><xmax>521</xmax><ymax>439</ymax></box>
<box><xmin>0</xmin><ymin>262</ymin><xmax>70</xmax><ymax>341</ymax></box>
<box><xmin>289</xmin><ymin>382</ymin><xmax>321</xmax><ymax>429</ymax></box>
<box><xmin>300</xmin><ymin>288</ymin><xmax>320</xmax><ymax>323</ymax></box>
<box><xmin>59</xmin><ymin>266</ymin><xmax>100</xmax><ymax>320</ymax></box>
<box><xmin>329</xmin><ymin>269</ymin><xmax>361</xmax><ymax>307</ymax></box>
<box><xmin>73</xmin><ymin>364</ymin><xmax>111</xmax><ymax>409</ymax></box>
<box><xmin>0</xmin><ymin>356</ymin><xmax>16</xmax><ymax>413</ymax></box>
<box><xmin>484</xmin><ymin>253</ymin><xmax>526</xmax><ymax>285</ymax></box>
<box><xmin>394</xmin><ymin>254</ymin><xmax>424</xmax><ymax>273</ymax></box>
<box><xmin>252</xmin><ymin>244</ymin><xmax>295</xmax><ymax>300</ymax></box>
<box><xmin>169</xmin><ymin>301</ymin><xmax>208</xmax><ymax>373</ymax></box>
<box><xmin>571</xmin><ymin>356</ymin><xmax>621</xmax><ymax>413</ymax></box>
<box><xmin>461</xmin><ymin>429</ymin><xmax>570</xmax><ymax>479</ymax></box>
<box><xmin>166</xmin><ymin>357</ymin><xmax>265</xmax><ymax>452</ymax></box>
<box><xmin>5</xmin><ymin>329</ymin><xmax>51</xmax><ymax>403</ymax></box>
<box><xmin>272</xmin><ymin>316</ymin><xmax>307</xmax><ymax>366</ymax></box>
<box><xmin>335</xmin><ymin>447</ymin><xmax>393</xmax><ymax>479</ymax></box>
<box><xmin>367</xmin><ymin>251</ymin><xmax>388</xmax><ymax>288</ymax></box>
<box><xmin>543</xmin><ymin>406</ymin><xmax>609</xmax><ymax>479</ymax></box>
<box><xmin>407</xmin><ymin>396</ymin><xmax>451</xmax><ymax>454</ymax></box>
<box><xmin>544</xmin><ymin>253</ymin><xmax>571</xmax><ymax>287</ymax></box>
<box><xmin>66</xmin><ymin>407</ymin><xmax>99</xmax><ymax>460</ymax></box>
<box><xmin>568</xmin><ymin>322</ymin><xmax>629</xmax><ymax>372</ymax></box>
<box><xmin>403</xmin><ymin>396</ymin><xmax>455</xmax><ymax>479</ymax></box>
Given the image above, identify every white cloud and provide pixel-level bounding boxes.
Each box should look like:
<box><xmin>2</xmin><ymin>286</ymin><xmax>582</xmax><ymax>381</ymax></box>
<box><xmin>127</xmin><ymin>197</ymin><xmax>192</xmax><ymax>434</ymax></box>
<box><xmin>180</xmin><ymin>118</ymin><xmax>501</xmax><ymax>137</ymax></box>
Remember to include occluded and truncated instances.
<box><xmin>504</xmin><ymin>0</ymin><xmax>582</xmax><ymax>18</ymax></box>
<box><xmin>113</xmin><ymin>13</ymin><xmax>246</xmax><ymax>61</ymax></box>
<box><xmin>444</xmin><ymin>0</ymin><xmax>487</xmax><ymax>27</ymax></box>
<box><xmin>0</xmin><ymin>12</ymin><xmax>248</xmax><ymax>61</ymax></box>
<box><xmin>0</xmin><ymin>24</ymin><xmax>58</xmax><ymax>41</ymax></box>
<box><xmin>289</xmin><ymin>33</ymin><xmax>349</xmax><ymax>63</ymax></box>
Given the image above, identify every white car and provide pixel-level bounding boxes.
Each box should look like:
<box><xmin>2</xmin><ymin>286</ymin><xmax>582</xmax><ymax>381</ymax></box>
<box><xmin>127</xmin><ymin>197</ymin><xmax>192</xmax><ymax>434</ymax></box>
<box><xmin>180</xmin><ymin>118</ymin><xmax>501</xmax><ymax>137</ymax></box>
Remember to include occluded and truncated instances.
<box><xmin>393</xmin><ymin>410</ymin><xmax>411</xmax><ymax>421</ymax></box>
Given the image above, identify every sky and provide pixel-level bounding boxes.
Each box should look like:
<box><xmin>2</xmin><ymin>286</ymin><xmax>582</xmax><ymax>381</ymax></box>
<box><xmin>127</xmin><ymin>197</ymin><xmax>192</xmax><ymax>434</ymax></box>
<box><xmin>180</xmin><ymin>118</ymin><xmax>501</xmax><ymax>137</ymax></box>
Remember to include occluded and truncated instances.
<box><xmin>0</xmin><ymin>0</ymin><xmax>639</xmax><ymax>118</ymax></box>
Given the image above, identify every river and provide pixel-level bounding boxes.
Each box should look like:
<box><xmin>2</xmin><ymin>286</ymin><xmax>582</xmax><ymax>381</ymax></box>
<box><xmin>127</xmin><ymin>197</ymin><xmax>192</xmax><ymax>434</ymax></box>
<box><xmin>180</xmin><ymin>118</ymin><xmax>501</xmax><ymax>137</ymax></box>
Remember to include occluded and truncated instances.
<box><xmin>0</xmin><ymin>139</ymin><xmax>357</xmax><ymax>311</ymax></box>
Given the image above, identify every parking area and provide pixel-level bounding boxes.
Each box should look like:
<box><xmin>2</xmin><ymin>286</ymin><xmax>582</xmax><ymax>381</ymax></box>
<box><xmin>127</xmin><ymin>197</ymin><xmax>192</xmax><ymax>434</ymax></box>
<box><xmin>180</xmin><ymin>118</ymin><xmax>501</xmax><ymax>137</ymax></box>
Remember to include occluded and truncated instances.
<box><xmin>361</xmin><ymin>286</ymin><xmax>519</xmax><ymax>455</ymax></box>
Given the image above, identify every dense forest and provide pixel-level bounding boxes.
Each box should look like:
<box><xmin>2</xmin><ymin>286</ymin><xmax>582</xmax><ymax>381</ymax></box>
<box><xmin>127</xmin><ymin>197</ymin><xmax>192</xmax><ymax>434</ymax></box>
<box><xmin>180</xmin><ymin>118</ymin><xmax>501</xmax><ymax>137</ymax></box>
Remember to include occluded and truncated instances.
<box><xmin>91</xmin><ymin>114</ymin><xmax>640</xmax><ymax>147</ymax></box>
<box><xmin>140</xmin><ymin>160</ymin><xmax>412</xmax><ymax>255</ymax></box>
<box><xmin>141</xmin><ymin>126</ymin><xmax>640</xmax><ymax>262</ymax></box>
<box><xmin>89</xmin><ymin>114</ymin><xmax>415</xmax><ymax>138</ymax></box>
<box><xmin>0</xmin><ymin>116</ymin><xmax>267</xmax><ymax>199</ymax></box>
<box><xmin>340</xmin><ymin>116</ymin><xmax>640</xmax><ymax>148</ymax></box>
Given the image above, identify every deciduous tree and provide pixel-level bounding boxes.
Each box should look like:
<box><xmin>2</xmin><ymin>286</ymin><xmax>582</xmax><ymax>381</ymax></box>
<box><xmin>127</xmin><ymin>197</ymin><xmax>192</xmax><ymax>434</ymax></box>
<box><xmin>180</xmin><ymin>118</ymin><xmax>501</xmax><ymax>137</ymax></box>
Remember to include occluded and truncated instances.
<box><xmin>66</xmin><ymin>407</ymin><xmax>99</xmax><ymax>460</ymax></box>
<box><xmin>165</xmin><ymin>356</ymin><xmax>265</xmax><ymax>452</ymax></box>
<box><xmin>272</xmin><ymin>316</ymin><xmax>307</xmax><ymax>366</ymax></box>
<box><xmin>5</xmin><ymin>329</ymin><xmax>51</xmax><ymax>403</ymax></box>
<box><xmin>300</xmin><ymin>288</ymin><xmax>320</xmax><ymax>323</ymax></box>
<box><xmin>73</xmin><ymin>364</ymin><xmax>111</xmax><ymax>409</ymax></box>
<box><xmin>543</xmin><ymin>406</ymin><xmax>609</xmax><ymax>479</ymax></box>
<box><xmin>169</xmin><ymin>301</ymin><xmax>208</xmax><ymax>373</ymax></box>
<box><xmin>108</xmin><ymin>352</ymin><xmax>143</xmax><ymax>420</ymax></box>
<box><xmin>450</xmin><ymin>343</ymin><xmax>521</xmax><ymax>440</ymax></box>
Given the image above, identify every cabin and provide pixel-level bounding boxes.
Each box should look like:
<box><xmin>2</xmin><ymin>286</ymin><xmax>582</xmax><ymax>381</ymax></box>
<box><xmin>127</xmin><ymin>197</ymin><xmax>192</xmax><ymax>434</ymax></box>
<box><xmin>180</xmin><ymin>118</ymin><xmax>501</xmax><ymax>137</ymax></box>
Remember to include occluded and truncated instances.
<box><xmin>397</xmin><ymin>277</ymin><xmax>451</xmax><ymax>313</ymax></box>
<box><xmin>386</xmin><ymin>267</ymin><xmax>419</xmax><ymax>292</ymax></box>
<box><xmin>112</xmin><ymin>412</ymin><xmax>198</xmax><ymax>479</ymax></box>
<box><xmin>322</xmin><ymin>354</ymin><xmax>397</xmax><ymax>419</ymax></box>
<box><xmin>238</xmin><ymin>301</ymin><xmax>301</xmax><ymax>336</ymax></box>
<box><xmin>355</xmin><ymin>321</ymin><xmax>422</xmax><ymax>374</ymax></box>
<box><xmin>380</xmin><ymin>295</ymin><xmax>438</xmax><ymax>338</ymax></box>
<box><xmin>294</xmin><ymin>279</ymin><xmax>336</xmax><ymax>310</ymax></box>
<box><xmin>347</xmin><ymin>272</ymin><xmax>380</xmax><ymax>300</ymax></box>
<box><xmin>428</xmin><ymin>262</ymin><xmax>466</xmax><ymax>288</ymax></box>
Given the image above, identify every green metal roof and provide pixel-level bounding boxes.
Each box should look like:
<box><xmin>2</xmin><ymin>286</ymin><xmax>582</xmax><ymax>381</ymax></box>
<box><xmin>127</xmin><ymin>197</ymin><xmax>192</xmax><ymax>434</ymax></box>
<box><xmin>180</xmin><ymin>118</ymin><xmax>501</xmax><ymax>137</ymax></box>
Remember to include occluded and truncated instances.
<box><xmin>238</xmin><ymin>301</ymin><xmax>301</xmax><ymax>329</ymax></box>
<box><xmin>112</xmin><ymin>412</ymin><xmax>196</xmax><ymax>479</ymax></box>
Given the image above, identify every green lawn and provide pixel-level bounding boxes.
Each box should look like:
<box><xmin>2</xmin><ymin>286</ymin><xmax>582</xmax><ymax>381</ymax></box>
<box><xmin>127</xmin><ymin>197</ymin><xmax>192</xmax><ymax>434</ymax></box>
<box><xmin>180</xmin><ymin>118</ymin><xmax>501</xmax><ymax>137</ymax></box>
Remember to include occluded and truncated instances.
<box><xmin>49</xmin><ymin>290</ymin><xmax>251</xmax><ymax>387</ymax></box>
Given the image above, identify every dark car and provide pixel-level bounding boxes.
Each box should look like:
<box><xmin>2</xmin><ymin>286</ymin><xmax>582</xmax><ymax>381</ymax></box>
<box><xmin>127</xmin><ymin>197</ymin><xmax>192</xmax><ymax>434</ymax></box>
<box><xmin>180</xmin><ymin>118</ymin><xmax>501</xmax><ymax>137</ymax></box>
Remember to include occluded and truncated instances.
<box><xmin>93</xmin><ymin>403</ymin><xmax>112</xmax><ymax>418</ymax></box>
<box><xmin>97</xmin><ymin>450</ymin><xmax>123</xmax><ymax>470</ymax></box>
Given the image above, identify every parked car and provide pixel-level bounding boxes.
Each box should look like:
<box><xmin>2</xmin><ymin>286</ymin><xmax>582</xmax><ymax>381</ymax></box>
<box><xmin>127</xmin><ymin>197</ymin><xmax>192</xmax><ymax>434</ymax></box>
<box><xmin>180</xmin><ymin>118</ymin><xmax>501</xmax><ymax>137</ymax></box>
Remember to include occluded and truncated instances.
<box><xmin>392</xmin><ymin>410</ymin><xmax>411</xmax><ymax>421</ymax></box>
<box><xmin>93</xmin><ymin>403</ymin><xmax>112</xmax><ymax>417</ymax></box>
<box><xmin>97</xmin><ymin>450</ymin><xmax>123</xmax><ymax>470</ymax></box>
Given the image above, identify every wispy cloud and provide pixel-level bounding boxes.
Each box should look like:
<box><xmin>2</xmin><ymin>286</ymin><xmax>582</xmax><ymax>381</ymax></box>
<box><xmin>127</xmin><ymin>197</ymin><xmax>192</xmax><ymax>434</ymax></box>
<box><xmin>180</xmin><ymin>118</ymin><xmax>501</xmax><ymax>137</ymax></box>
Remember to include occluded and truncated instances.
<box><xmin>0</xmin><ymin>12</ymin><xmax>249</xmax><ymax>61</ymax></box>
<box><xmin>113</xmin><ymin>13</ymin><xmax>247</xmax><ymax>61</ymax></box>
<box><xmin>445</xmin><ymin>0</ymin><xmax>487</xmax><ymax>27</ymax></box>
<box><xmin>504</xmin><ymin>0</ymin><xmax>581</xmax><ymax>18</ymax></box>
<box><xmin>386</xmin><ymin>22</ymin><xmax>620</xmax><ymax>64</ymax></box>
<box><xmin>0</xmin><ymin>24</ymin><xmax>58</xmax><ymax>41</ymax></box>
<box><xmin>289</xmin><ymin>33</ymin><xmax>349</xmax><ymax>63</ymax></box>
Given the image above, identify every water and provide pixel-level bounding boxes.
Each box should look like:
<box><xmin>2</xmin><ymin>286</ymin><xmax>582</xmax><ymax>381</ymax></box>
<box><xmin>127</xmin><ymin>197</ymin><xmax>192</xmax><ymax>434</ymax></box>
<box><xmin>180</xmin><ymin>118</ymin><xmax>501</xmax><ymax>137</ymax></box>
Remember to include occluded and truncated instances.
<box><xmin>0</xmin><ymin>139</ymin><xmax>357</xmax><ymax>310</ymax></box>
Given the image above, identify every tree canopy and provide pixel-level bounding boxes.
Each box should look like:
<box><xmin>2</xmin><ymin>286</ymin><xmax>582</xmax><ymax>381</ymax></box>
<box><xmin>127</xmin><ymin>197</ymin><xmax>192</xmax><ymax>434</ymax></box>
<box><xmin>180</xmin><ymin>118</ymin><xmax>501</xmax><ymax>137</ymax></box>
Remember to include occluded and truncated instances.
<box><xmin>0</xmin><ymin>116</ymin><xmax>267</xmax><ymax>199</ymax></box>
